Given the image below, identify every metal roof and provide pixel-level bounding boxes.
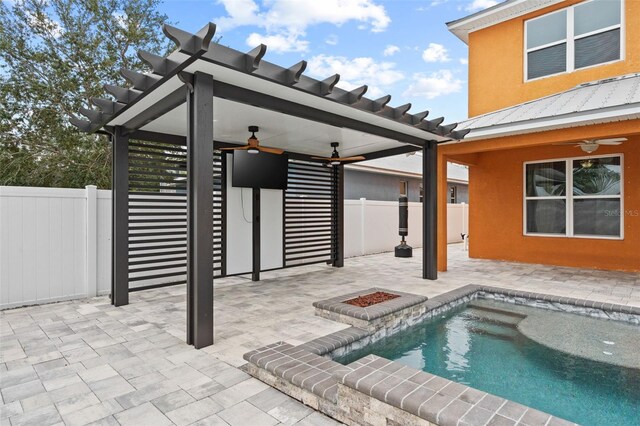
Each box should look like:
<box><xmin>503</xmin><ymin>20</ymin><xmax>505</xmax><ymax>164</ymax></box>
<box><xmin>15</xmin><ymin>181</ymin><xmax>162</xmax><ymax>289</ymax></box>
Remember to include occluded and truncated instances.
<box><xmin>71</xmin><ymin>21</ymin><xmax>469</xmax><ymax>150</ymax></box>
<box><xmin>454</xmin><ymin>73</ymin><xmax>640</xmax><ymax>141</ymax></box>
<box><xmin>447</xmin><ymin>0</ymin><xmax>563</xmax><ymax>44</ymax></box>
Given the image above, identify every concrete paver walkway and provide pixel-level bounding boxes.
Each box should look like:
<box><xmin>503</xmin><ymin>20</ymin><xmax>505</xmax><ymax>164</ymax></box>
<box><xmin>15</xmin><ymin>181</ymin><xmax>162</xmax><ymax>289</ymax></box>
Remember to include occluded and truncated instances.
<box><xmin>1</xmin><ymin>245</ymin><xmax>638</xmax><ymax>425</ymax></box>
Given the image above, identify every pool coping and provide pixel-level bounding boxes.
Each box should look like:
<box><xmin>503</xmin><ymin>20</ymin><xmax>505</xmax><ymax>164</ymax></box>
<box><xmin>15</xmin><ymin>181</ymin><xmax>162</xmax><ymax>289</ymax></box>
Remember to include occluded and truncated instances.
<box><xmin>243</xmin><ymin>285</ymin><xmax>639</xmax><ymax>425</ymax></box>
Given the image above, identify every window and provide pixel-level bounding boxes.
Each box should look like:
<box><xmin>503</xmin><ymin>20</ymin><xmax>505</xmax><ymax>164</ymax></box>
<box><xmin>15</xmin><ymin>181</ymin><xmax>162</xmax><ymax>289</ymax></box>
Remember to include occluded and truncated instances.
<box><xmin>449</xmin><ymin>186</ymin><xmax>457</xmax><ymax>204</ymax></box>
<box><xmin>525</xmin><ymin>0</ymin><xmax>622</xmax><ymax>81</ymax></box>
<box><xmin>399</xmin><ymin>180</ymin><xmax>408</xmax><ymax>197</ymax></box>
<box><xmin>524</xmin><ymin>155</ymin><xmax>622</xmax><ymax>238</ymax></box>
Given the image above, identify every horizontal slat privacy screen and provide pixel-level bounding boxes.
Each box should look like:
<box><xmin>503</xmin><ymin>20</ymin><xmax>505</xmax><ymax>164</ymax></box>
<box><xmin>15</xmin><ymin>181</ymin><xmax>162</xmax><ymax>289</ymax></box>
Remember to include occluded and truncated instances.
<box><xmin>284</xmin><ymin>161</ymin><xmax>337</xmax><ymax>267</ymax></box>
<box><xmin>213</xmin><ymin>152</ymin><xmax>225</xmax><ymax>277</ymax></box>
<box><xmin>128</xmin><ymin>141</ymin><xmax>225</xmax><ymax>290</ymax></box>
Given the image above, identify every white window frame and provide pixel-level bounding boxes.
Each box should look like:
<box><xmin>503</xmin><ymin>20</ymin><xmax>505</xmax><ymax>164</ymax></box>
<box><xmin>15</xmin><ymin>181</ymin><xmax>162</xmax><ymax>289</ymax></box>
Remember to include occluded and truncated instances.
<box><xmin>522</xmin><ymin>153</ymin><xmax>624</xmax><ymax>240</ymax></box>
<box><xmin>524</xmin><ymin>0</ymin><xmax>625</xmax><ymax>82</ymax></box>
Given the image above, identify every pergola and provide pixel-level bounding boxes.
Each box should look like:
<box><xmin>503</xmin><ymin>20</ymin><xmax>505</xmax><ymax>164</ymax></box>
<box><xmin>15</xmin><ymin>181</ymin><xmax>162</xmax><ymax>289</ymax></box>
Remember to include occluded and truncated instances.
<box><xmin>72</xmin><ymin>22</ymin><xmax>469</xmax><ymax>349</ymax></box>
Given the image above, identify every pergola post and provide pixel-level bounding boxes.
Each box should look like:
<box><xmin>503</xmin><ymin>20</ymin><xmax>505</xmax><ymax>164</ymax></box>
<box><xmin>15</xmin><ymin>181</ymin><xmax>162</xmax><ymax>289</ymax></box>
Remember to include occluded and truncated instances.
<box><xmin>186</xmin><ymin>72</ymin><xmax>214</xmax><ymax>348</ymax></box>
<box><xmin>332</xmin><ymin>164</ymin><xmax>344</xmax><ymax>267</ymax></box>
<box><xmin>423</xmin><ymin>140</ymin><xmax>438</xmax><ymax>280</ymax></box>
<box><xmin>252</xmin><ymin>188</ymin><xmax>261</xmax><ymax>281</ymax></box>
<box><xmin>111</xmin><ymin>126</ymin><xmax>129</xmax><ymax>306</ymax></box>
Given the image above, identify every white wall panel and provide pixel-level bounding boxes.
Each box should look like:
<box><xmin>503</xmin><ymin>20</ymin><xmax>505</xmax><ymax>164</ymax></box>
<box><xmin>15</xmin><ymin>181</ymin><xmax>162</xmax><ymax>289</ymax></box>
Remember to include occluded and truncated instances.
<box><xmin>225</xmin><ymin>157</ymin><xmax>253</xmax><ymax>275</ymax></box>
<box><xmin>260</xmin><ymin>189</ymin><xmax>283</xmax><ymax>270</ymax></box>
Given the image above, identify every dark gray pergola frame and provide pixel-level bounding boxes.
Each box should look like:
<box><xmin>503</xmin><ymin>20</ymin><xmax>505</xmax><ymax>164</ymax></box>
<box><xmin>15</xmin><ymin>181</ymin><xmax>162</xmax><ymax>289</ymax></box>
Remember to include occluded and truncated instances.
<box><xmin>73</xmin><ymin>22</ymin><xmax>469</xmax><ymax>349</ymax></box>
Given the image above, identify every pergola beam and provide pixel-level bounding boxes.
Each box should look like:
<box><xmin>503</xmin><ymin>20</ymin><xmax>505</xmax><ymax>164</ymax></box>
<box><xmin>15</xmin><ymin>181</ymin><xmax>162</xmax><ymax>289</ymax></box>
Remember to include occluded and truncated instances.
<box><xmin>348</xmin><ymin>145</ymin><xmax>421</xmax><ymax>162</ymax></box>
<box><xmin>122</xmin><ymin>86</ymin><xmax>188</xmax><ymax>134</ymax></box>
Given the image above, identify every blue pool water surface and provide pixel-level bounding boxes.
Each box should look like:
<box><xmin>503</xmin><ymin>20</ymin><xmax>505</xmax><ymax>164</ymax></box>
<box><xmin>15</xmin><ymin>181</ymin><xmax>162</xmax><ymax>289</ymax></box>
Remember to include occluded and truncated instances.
<box><xmin>337</xmin><ymin>301</ymin><xmax>640</xmax><ymax>425</ymax></box>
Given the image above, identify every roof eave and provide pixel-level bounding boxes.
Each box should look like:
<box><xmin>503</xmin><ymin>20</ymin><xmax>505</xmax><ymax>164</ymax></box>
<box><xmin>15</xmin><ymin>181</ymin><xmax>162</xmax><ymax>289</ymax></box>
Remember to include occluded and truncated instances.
<box><xmin>446</xmin><ymin>0</ymin><xmax>564</xmax><ymax>45</ymax></box>
<box><xmin>446</xmin><ymin>104</ymin><xmax>640</xmax><ymax>143</ymax></box>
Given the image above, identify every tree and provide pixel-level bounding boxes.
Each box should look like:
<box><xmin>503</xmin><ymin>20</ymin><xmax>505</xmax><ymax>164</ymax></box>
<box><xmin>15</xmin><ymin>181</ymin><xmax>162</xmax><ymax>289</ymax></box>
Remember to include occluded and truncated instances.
<box><xmin>0</xmin><ymin>0</ymin><xmax>171</xmax><ymax>188</ymax></box>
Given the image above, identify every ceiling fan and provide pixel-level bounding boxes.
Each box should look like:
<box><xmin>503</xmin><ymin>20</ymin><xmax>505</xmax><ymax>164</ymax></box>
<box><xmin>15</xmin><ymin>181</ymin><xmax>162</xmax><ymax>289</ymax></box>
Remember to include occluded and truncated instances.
<box><xmin>312</xmin><ymin>142</ymin><xmax>365</xmax><ymax>166</ymax></box>
<box><xmin>219</xmin><ymin>126</ymin><xmax>284</xmax><ymax>155</ymax></box>
<box><xmin>553</xmin><ymin>137</ymin><xmax>626</xmax><ymax>153</ymax></box>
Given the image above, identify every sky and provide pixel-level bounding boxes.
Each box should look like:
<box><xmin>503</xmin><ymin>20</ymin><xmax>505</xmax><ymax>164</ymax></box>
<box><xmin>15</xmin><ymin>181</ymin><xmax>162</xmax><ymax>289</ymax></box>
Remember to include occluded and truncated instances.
<box><xmin>158</xmin><ymin>0</ymin><xmax>498</xmax><ymax>124</ymax></box>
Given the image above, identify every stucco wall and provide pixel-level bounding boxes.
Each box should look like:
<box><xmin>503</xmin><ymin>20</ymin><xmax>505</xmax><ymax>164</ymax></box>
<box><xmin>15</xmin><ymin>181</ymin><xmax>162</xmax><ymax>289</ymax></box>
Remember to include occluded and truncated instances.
<box><xmin>468</xmin><ymin>0</ymin><xmax>640</xmax><ymax>116</ymax></box>
<box><xmin>467</xmin><ymin>137</ymin><xmax>640</xmax><ymax>272</ymax></box>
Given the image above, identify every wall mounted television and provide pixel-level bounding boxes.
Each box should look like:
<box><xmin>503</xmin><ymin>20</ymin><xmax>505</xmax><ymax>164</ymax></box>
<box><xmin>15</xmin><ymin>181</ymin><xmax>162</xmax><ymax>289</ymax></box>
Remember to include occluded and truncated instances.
<box><xmin>232</xmin><ymin>150</ymin><xmax>288</xmax><ymax>190</ymax></box>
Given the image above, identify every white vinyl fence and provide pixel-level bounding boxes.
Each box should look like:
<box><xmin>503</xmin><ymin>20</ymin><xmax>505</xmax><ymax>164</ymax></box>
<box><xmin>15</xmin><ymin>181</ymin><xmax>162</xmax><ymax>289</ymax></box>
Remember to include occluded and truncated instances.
<box><xmin>0</xmin><ymin>186</ymin><xmax>112</xmax><ymax>309</ymax></box>
<box><xmin>0</xmin><ymin>187</ymin><xmax>468</xmax><ymax>309</ymax></box>
<box><xmin>344</xmin><ymin>199</ymin><xmax>468</xmax><ymax>258</ymax></box>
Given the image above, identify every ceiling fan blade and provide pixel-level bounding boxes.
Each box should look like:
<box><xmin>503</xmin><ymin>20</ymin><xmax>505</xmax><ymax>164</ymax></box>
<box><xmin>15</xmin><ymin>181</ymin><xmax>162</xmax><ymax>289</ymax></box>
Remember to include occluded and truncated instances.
<box><xmin>219</xmin><ymin>146</ymin><xmax>249</xmax><ymax>151</ymax></box>
<box><xmin>336</xmin><ymin>156</ymin><xmax>366</xmax><ymax>161</ymax></box>
<box><xmin>311</xmin><ymin>156</ymin><xmax>332</xmax><ymax>161</ymax></box>
<box><xmin>552</xmin><ymin>142</ymin><xmax>581</xmax><ymax>146</ymax></box>
<box><xmin>258</xmin><ymin>146</ymin><xmax>285</xmax><ymax>155</ymax></box>
<box><xmin>596</xmin><ymin>138</ymin><xmax>626</xmax><ymax>145</ymax></box>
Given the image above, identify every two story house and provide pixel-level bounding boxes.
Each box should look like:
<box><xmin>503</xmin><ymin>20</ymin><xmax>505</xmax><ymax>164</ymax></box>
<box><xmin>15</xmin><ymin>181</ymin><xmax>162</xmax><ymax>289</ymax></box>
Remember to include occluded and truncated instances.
<box><xmin>439</xmin><ymin>0</ymin><xmax>639</xmax><ymax>272</ymax></box>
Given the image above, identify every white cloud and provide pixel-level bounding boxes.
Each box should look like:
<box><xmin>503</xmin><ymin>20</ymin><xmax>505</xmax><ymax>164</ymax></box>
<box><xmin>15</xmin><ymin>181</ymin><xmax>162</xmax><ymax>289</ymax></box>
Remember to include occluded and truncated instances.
<box><xmin>112</xmin><ymin>12</ymin><xmax>127</xmax><ymax>29</ymax></box>
<box><xmin>307</xmin><ymin>54</ymin><xmax>404</xmax><ymax>98</ymax></box>
<box><xmin>465</xmin><ymin>0</ymin><xmax>498</xmax><ymax>12</ymax></box>
<box><xmin>26</xmin><ymin>11</ymin><xmax>63</xmax><ymax>38</ymax></box>
<box><xmin>325</xmin><ymin>34</ymin><xmax>339</xmax><ymax>45</ymax></box>
<box><xmin>459</xmin><ymin>58</ymin><xmax>469</xmax><ymax>65</ymax></box>
<box><xmin>383</xmin><ymin>45</ymin><xmax>400</xmax><ymax>57</ymax></box>
<box><xmin>246</xmin><ymin>32</ymin><xmax>309</xmax><ymax>53</ymax></box>
<box><xmin>403</xmin><ymin>70</ymin><xmax>463</xmax><ymax>99</ymax></box>
<box><xmin>216</xmin><ymin>0</ymin><xmax>390</xmax><ymax>53</ymax></box>
<box><xmin>422</xmin><ymin>43</ymin><xmax>450</xmax><ymax>63</ymax></box>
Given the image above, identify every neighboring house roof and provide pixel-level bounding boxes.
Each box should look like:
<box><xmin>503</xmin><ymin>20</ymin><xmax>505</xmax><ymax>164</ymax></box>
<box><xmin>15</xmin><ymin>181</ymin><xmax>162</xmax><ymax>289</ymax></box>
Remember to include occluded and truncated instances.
<box><xmin>447</xmin><ymin>0</ymin><xmax>564</xmax><ymax>44</ymax></box>
<box><xmin>450</xmin><ymin>73</ymin><xmax>640</xmax><ymax>142</ymax></box>
<box><xmin>347</xmin><ymin>155</ymin><xmax>469</xmax><ymax>184</ymax></box>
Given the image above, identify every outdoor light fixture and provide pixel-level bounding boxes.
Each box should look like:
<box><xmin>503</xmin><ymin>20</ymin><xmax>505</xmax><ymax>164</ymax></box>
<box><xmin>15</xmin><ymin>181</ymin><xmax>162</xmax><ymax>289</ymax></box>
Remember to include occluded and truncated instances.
<box><xmin>329</xmin><ymin>144</ymin><xmax>342</xmax><ymax>165</ymax></box>
<box><xmin>580</xmin><ymin>159</ymin><xmax>595</xmax><ymax>168</ymax></box>
<box><xmin>219</xmin><ymin>126</ymin><xmax>285</xmax><ymax>155</ymax></box>
<box><xmin>312</xmin><ymin>142</ymin><xmax>365</xmax><ymax>166</ymax></box>
<box><xmin>247</xmin><ymin>127</ymin><xmax>260</xmax><ymax>154</ymax></box>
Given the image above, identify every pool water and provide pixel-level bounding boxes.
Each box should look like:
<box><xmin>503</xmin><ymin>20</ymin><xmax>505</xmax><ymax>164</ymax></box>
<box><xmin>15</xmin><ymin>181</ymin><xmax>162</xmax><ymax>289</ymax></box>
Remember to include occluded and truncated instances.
<box><xmin>337</xmin><ymin>300</ymin><xmax>640</xmax><ymax>425</ymax></box>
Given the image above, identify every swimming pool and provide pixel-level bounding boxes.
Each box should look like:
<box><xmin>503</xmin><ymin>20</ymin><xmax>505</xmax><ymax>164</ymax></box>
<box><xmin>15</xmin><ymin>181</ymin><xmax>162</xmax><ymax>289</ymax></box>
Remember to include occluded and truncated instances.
<box><xmin>337</xmin><ymin>299</ymin><xmax>640</xmax><ymax>426</ymax></box>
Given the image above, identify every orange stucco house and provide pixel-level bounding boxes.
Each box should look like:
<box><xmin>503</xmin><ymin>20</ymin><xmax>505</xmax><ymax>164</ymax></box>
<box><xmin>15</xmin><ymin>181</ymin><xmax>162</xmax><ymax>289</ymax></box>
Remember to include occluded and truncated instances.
<box><xmin>439</xmin><ymin>0</ymin><xmax>639</xmax><ymax>273</ymax></box>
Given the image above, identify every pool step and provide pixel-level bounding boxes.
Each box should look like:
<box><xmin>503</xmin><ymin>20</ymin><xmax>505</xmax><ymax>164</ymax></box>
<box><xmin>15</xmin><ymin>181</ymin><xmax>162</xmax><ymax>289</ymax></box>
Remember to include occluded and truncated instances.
<box><xmin>467</xmin><ymin>320</ymin><xmax>519</xmax><ymax>341</ymax></box>
<box><xmin>464</xmin><ymin>306</ymin><xmax>524</xmax><ymax>327</ymax></box>
<box><xmin>469</xmin><ymin>323</ymin><xmax>518</xmax><ymax>340</ymax></box>
<box><xmin>468</xmin><ymin>301</ymin><xmax>527</xmax><ymax>317</ymax></box>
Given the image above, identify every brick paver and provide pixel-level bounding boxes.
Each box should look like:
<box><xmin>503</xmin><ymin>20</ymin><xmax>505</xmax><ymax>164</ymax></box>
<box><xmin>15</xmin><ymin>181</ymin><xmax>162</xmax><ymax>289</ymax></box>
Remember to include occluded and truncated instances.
<box><xmin>1</xmin><ymin>245</ymin><xmax>638</xmax><ymax>425</ymax></box>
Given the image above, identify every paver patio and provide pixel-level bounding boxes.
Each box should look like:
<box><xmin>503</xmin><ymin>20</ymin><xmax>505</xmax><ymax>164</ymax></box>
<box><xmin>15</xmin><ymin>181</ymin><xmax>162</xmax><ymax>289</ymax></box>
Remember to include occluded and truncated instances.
<box><xmin>2</xmin><ymin>244</ymin><xmax>639</xmax><ymax>425</ymax></box>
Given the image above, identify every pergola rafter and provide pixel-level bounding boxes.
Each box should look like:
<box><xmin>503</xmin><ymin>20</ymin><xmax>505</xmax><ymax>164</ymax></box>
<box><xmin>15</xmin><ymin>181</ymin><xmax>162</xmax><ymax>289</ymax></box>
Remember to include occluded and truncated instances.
<box><xmin>72</xmin><ymin>21</ymin><xmax>470</xmax><ymax>141</ymax></box>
